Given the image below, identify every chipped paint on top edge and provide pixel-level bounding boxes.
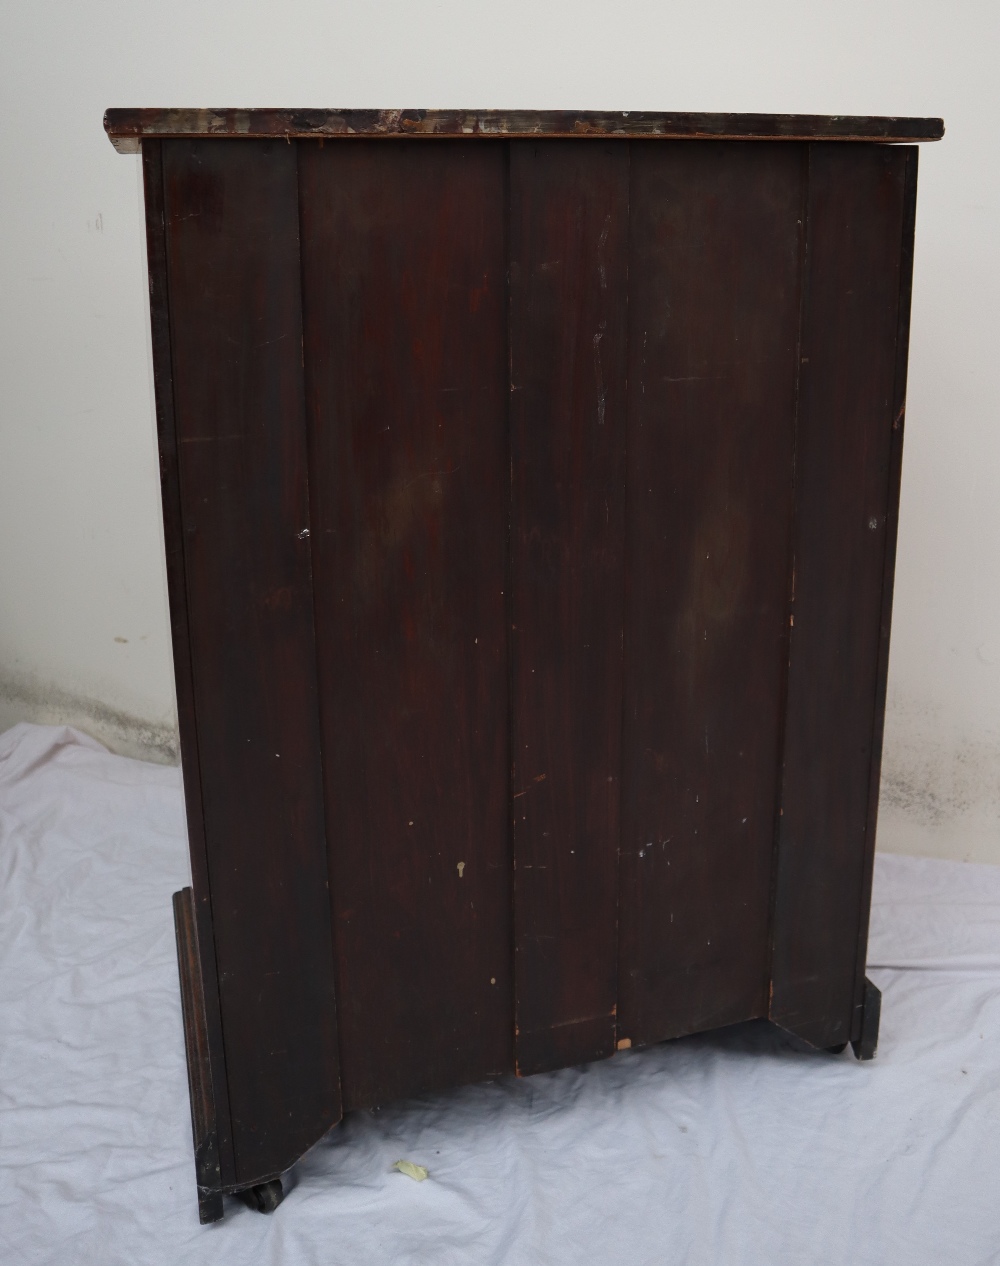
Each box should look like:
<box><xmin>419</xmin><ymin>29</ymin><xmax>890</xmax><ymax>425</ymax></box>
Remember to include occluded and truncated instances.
<box><xmin>377</xmin><ymin>108</ymin><xmax>404</xmax><ymax>132</ymax></box>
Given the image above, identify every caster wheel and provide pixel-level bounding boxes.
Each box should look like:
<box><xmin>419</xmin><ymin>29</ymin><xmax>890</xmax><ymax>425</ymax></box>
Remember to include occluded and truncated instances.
<box><xmin>826</xmin><ymin>1042</ymin><xmax>848</xmax><ymax>1054</ymax></box>
<box><xmin>238</xmin><ymin>1178</ymin><xmax>284</xmax><ymax>1213</ymax></box>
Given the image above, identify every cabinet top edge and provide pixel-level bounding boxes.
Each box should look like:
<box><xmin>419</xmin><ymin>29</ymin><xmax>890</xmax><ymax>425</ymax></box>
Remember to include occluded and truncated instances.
<box><xmin>103</xmin><ymin>108</ymin><xmax>944</xmax><ymax>153</ymax></box>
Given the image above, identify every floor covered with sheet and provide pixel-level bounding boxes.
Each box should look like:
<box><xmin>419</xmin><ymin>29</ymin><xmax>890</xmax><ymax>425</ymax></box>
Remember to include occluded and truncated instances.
<box><xmin>0</xmin><ymin>722</ymin><xmax>996</xmax><ymax>1265</ymax></box>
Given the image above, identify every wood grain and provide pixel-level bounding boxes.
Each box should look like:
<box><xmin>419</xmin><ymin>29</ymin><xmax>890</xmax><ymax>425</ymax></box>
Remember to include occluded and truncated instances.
<box><xmin>172</xmin><ymin>888</ymin><xmax>223</xmax><ymax>1222</ymax></box>
<box><xmin>850</xmin><ymin>148</ymin><xmax>919</xmax><ymax>1041</ymax></box>
<box><xmin>617</xmin><ymin>142</ymin><xmax>804</xmax><ymax>1048</ymax></box>
<box><xmin>162</xmin><ymin>138</ymin><xmax>341</xmax><ymax>1183</ymax></box>
<box><xmin>140</xmin><ymin>139</ymin><xmax>235</xmax><ymax>1188</ymax></box>
<box><xmin>139</xmin><ymin>133</ymin><xmax>924</xmax><ymax>1214</ymax></box>
<box><xmin>105</xmin><ymin>109</ymin><xmax>944</xmax><ymax>153</ymax></box>
<box><xmin>298</xmin><ymin>140</ymin><xmax>514</xmax><ymax>1110</ymax></box>
<box><xmin>768</xmin><ymin>143</ymin><xmax>911</xmax><ymax>1050</ymax></box>
<box><xmin>508</xmin><ymin>140</ymin><xmax>629</xmax><ymax>1074</ymax></box>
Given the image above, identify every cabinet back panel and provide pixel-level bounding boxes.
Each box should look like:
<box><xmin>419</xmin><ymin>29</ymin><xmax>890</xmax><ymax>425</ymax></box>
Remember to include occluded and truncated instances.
<box><xmin>146</xmin><ymin>135</ymin><xmax>914</xmax><ymax>1172</ymax></box>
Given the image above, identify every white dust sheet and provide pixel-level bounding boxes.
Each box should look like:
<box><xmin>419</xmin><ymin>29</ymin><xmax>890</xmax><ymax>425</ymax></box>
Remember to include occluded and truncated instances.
<box><xmin>1</xmin><ymin>722</ymin><xmax>997</xmax><ymax>1265</ymax></box>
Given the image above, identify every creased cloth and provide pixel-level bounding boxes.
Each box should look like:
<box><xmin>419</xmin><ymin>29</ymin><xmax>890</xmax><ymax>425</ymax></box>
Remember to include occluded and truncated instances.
<box><xmin>1</xmin><ymin>722</ymin><xmax>997</xmax><ymax>1266</ymax></box>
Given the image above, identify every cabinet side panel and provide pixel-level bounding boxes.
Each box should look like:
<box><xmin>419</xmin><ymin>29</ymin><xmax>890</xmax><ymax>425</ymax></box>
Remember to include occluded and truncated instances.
<box><xmin>851</xmin><ymin>148</ymin><xmax>918</xmax><ymax>1037</ymax></box>
<box><xmin>618</xmin><ymin>142</ymin><xmax>803</xmax><ymax>1046</ymax></box>
<box><xmin>161</xmin><ymin>138</ymin><xmax>341</xmax><ymax>1182</ymax></box>
<box><xmin>508</xmin><ymin>140</ymin><xmax>629</xmax><ymax>1074</ymax></box>
<box><xmin>769</xmin><ymin>144</ymin><xmax>910</xmax><ymax>1049</ymax></box>
<box><xmin>140</xmin><ymin>140</ymin><xmax>234</xmax><ymax>1189</ymax></box>
<box><xmin>299</xmin><ymin>140</ymin><xmax>513</xmax><ymax>1109</ymax></box>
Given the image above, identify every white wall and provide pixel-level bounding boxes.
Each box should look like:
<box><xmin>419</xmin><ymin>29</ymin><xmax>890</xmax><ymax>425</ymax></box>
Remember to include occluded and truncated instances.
<box><xmin>1</xmin><ymin>1</ymin><xmax>997</xmax><ymax>853</ymax></box>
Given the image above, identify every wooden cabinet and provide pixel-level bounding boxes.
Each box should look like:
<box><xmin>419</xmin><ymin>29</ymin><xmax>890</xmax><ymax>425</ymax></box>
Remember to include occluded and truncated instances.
<box><xmin>105</xmin><ymin>108</ymin><xmax>942</xmax><ymax>1222</ymax></box>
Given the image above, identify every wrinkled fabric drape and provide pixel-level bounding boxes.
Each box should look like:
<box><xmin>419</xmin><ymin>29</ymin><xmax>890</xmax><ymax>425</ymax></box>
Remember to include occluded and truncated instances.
<box><xmin>1</xmin><ymin>722</ymin><xmax>996</xmax><ymax>1266</ymax></box>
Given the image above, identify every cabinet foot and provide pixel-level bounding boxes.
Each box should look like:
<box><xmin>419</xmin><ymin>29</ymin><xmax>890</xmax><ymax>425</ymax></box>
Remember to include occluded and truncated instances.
<box><xmin>851</xmin><ymin>976</ymin><xmax>881</xmax><ymax>1061</ymax></box>
<box><xmin>197</xmin><ymin>1187</ymin><xmax>225</xmax><ymax>1224</ymax></box>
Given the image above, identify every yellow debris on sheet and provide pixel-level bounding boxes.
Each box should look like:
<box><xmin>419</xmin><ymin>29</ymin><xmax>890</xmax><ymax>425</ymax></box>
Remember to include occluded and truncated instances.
<box><xmin>393</xmin><ymin>1160</ymin><xmax>429</xmax><ymax>1182</ymax></box>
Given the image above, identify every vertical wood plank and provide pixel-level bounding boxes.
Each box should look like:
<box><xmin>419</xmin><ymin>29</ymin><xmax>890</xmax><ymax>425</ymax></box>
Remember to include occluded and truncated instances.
<box><xmin>769</xmin><ymin>144</ymin><xmax>912</xmax><ymax>1049</ymax></box>
<box><xmin>299</xmin><ymin>140</ymin><xmax>513</xmax><ymax>1109</ymax></box>
<box><xmin>618</xmin><ymin>142</ymin><xmax>804</xmax><ymax>1047</ymax></box>
<box><xmin>172</xmin><ymin>888</ymin><xmax>224</xmax><ymax>1220</ymax></box>
<box><xmin>851</xmin><ymin>148</ymin><xmax>919</xmax><ymax>1039</ymax></box>
<box><xmin>162</xmin><ymin>138</ymin><xmax>341</xmax><ymax>1182</ymax></box>
<box><xmin>508</xmin><ymin>140</ymin><xmax>629</xmax><ymax>1074</ymax></box>
<box><xmin>141</xmin><ymin>140</ymin><xmax>233</xmax><ymax>1188</ymax></box>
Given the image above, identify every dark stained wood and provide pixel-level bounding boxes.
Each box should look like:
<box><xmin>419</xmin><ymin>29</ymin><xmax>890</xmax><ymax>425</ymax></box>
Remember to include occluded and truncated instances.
<box><xmin>125</xmin><ymin>121</ymin><xmax>933</xmax><ymax>1218</ymax></box>
<box><xmin>617</xmin><ymin>142</ymin><xmax>804</xmax><ymax>1048</ymax></box>
<box><xmin>104</xmin><ymin>108</ymin><xmax>945</xmax><ymax>153</ymax></box>
<box><xmin>851</xmin><ymin>148</ymin><xmax>919</xmax><ymax>1041</ymax></box>
<box><xmin>172</xmin><ymin>888</ymin><xmax>223</xmax><ymax>1223</ymax></box>
<box><xmin>140</xmin><ymin>139</ymin><xmax>235</xmax><ymax>1189</ymax></box>
<box><xmin>851</xmin><ymin>977</ymin><xmax>882</xmax><ymax>1060</ymax></box>
<box><xmin>298</xmin><ymin>140</ymin><xmax>514</xmax><ymax>1110</ymax></box>
<box><xmin>508</xmin><ymin>141</ymin><xmax>629</xmax><ymax>1075</ymax></box>
<box><xmin>161</xmin><ymin>138</ymin><xmax>341</xmax><ymax>1183</ymax></box>
<box><xmin>768</xmin><ymin>143</ymin><xmax>911</xmax><ymax>1050</ymax></box>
